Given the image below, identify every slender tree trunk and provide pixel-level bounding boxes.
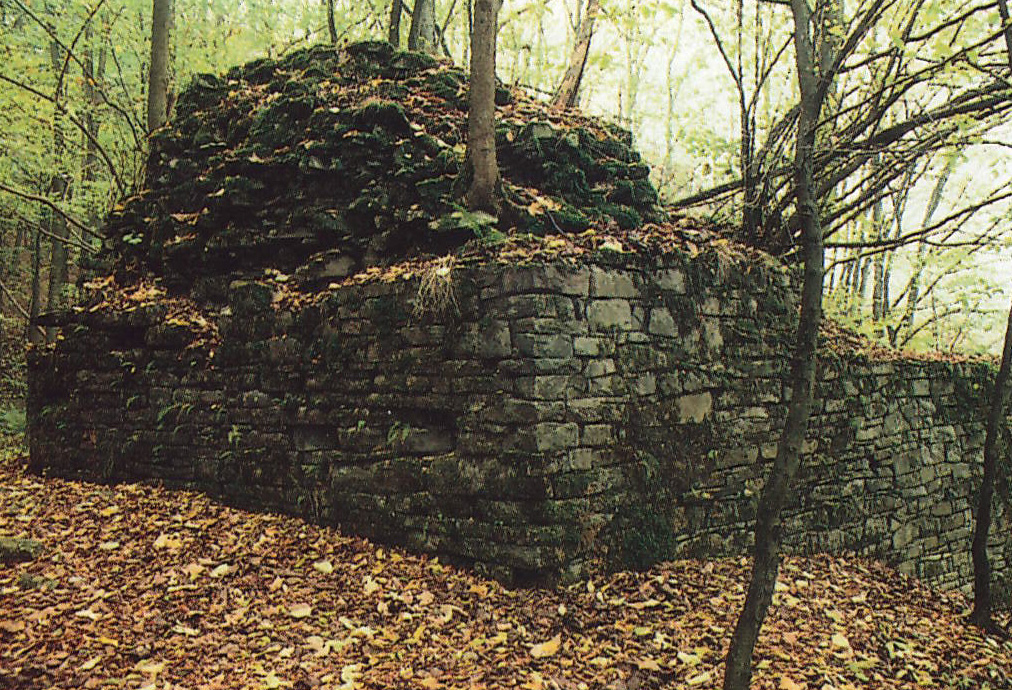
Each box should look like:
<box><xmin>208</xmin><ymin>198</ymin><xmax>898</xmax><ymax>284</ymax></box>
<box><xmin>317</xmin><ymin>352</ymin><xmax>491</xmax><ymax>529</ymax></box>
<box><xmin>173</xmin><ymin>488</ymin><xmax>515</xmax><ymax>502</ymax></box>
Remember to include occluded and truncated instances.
<box><xmin>147</xmin><ymin>0</ymin><xmax>172</xmax><ymax>132</ymax></box>
<box><xmin>326</xmin><ymin>0</ymin><xmax>337</xmax><ymax>45</ymax></box>
<box><xmin>723</xmin><ymin>1</ymin><xmax>829</xmax><ymax>686</ymax></box>
<box><xmin>27</xmin><ymin>230</ymin><xmax>43</xmax><ymax>346</ymax></box>
<box><xmin>871</xmin><ymin>199</ymin><xmax>885</xmax><ymax>322</ymax></box>
<box><xmin>465</xmin><ymin>0</ymin><xmax>502</xmax><ymax>214</ymax></box>
<box><xmin>999</xmin><ymin>0</ymin><xmax>1012</xmax><ymax>61</ymax></box>
<box><xmin>900</xmin><ymin>159</ymin><xmax>953</xmax><ymax>341</ymax></box>
<box><xmin>44</xmin><ymin>174</ymin><xmax>71</xmax><ymax>343</ymax></box>
<box><xmin>969</xmin><ymin>300</ymin><xmax>1012</xmax><ymax>629</ymax></box>
<box><xmin>0</xmin><ymin>221</ymin><xmax>27</xmax><ymax>317</ymax></box>
<box><xmin>46</xmin><ymin>38</ymin><xmax>71</xmax><ymax>344</ymax></box>
<box><xmin>968</xmin><ymin>0</ymin><xmax>1012</xmax><ymax>632</ymax></box>
<box><xmin>388</xmin><ymin>0</ymin><xmax>403</xmax><ymax>46</ymax></box>
<box><xmin>551</xmin><ymin>0</ymin><xmax>601</xmax><ymax>110</ymax></box>
<box><xmin>408</xmin><ymin>0</ymin><xmax>438</xmax><ymax>54</ymax></box>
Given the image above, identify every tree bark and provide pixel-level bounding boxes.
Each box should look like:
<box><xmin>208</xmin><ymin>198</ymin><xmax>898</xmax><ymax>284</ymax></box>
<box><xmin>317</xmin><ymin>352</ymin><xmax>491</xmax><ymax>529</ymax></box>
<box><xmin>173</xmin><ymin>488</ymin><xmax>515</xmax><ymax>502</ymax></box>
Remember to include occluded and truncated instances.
<box><xmin>968</xmin><ymin>0</ymin><xmax>1012</xmax><ymax>632</ymax></box>
<box><xmin>326</xmin><ymin>0</ymin><xmax>337</xmax><ymax>45</ymax></box>
<box><xmin>465</xmin><ymin>0</ymin><xmax>502</xmax><ymax>214</ymax></box>
<box><xmin>969</xmin><ymin>300</ymin><xmax>1012</xmax><ymax>629</ymax></box>
<box><xmin>46</xmin><ymin>37</ymin><xmax>71</xmax><ymax>344</ymax></box>
<box><xmin>408</xmin><ymin>0</ymin><xmax>438</xmax><ymax>54</ymax></box>
<box><xmin>723</xmin><ymin>1</ymin><xmax>829</xmax><ymax>687</ymax></box>
<box><xmin>999</xmin><ymin>0</ymin><xmax>1012</xmax><ymax>63</ymax></box>
<box><xmin>27</xmin><ymin>229</ymin><xmax>43</xmax><ymax>346</ymax></box>
<box><xmin>44</xmin><ymin>174</ymin><xmax>71</xmax><ymax>343</ymax></box>
<box><xmin>551</xmin><ymin>0</ymin><xmax>601</xmax><ymax>110</ymax></box>
<box><xmin>147</xmin><ymin>0</ymin><xmax>172</xmax><ymax>132</ymax></box>
<box><xmin>388</xmin><ymin>0</ymin><xmax>403</xmax><ymax>47</ymax></box>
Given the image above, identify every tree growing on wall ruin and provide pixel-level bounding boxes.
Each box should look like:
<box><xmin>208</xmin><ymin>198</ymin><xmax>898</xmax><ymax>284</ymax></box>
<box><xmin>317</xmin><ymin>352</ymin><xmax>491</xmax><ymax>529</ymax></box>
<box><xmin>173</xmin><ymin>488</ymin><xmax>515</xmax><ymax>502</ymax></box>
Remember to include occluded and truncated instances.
<box><xmin>465</xmin><ymin>0</ymin><xmax>503</xmax><ymax>214</ymax></box>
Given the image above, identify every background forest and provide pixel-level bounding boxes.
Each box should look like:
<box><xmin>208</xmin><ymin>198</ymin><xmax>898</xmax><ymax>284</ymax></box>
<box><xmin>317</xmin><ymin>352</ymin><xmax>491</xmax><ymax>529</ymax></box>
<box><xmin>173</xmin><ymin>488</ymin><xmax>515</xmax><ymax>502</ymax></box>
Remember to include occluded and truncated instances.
<box><xmin>0</xmin><ymin>0</ymin><xmax>1010</xmax><ymax>361</ymax></box>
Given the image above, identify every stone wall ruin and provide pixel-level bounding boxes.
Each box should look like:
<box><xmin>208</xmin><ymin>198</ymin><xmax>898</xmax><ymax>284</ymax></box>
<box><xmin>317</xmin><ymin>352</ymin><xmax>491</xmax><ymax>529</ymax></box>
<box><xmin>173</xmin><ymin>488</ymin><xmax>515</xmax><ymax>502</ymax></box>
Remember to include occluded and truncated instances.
<box><xmin>28</xmin><ymin>246</ymin><xmax>1012</xmax><ymax>589</ymax></box>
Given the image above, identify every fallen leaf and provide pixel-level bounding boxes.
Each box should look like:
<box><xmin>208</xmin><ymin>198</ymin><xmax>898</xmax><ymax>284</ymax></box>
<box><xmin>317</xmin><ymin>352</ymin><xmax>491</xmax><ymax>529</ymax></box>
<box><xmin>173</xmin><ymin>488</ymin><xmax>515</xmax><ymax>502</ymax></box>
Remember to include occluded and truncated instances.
<box><xmin>677</xmin><ymin>651</ymin><xmax>701</xmax><ymax>666</ymax></box>
<box><xmin>153</xmin><ymin>533</ymin><xmax>182</xmax><ymax>550</ymax></box>
<box><xmin>289</xmin><ymin>603</ymin><xmax>312</xmax><ymax>619</ymax></box>
<box><xmin>636</xmin><ymin>658</ymin><xmax>662</xmax><ymax>671</ymax></box>
<box><xmin>530</xmin><ymin>634</ymin><xmax>562</xmax><ymax>659</ymax></box>
<box><xmin>687</xmin><ymin>670</ymin><xmax>712</xmax><ymax>686</ymax></box>
<box><xmin>313</xmin><ymin>559</ymin><xmax>334</xmax><ymax>574</ymax></box>
<box><xmin>780</xmin><ymin>676</ymin><xmax>805</xmax><ymax>690</ymax></box>
<box><xmin>136</xmin><ymin>660</ymin><xmax>165</xmax><ymax>677</ymax></box>
<box><xmin>209</xmin><ymin>563</ymin><xmax>231</xmax><ymax>578</ymax></box>
<box><xmin>79</xmin><ymin>656</ymin><xmax>102</xmax><ymax>671</ymax></box>
<box><xmin>75</xmin><ymin>608</ymin><xmax>100</xmax><ymax>622</ymax></box>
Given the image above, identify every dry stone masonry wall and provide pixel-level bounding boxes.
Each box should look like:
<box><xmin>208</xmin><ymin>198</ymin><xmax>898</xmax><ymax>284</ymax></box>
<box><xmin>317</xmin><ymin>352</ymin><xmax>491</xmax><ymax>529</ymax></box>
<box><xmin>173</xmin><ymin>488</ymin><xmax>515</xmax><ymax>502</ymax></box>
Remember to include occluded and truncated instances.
<box><xmin>28</xmin><ymin>250</ymin><xmax>1011</xmax><ymax>589</ymax></box>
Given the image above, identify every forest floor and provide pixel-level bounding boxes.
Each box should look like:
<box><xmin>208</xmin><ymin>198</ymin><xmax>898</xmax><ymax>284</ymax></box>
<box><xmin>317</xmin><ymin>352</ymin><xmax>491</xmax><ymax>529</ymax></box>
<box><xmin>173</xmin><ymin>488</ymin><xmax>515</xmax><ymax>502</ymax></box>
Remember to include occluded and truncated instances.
<box><xmin>2</xmin><ymin>435</ymin><xmax>1012</xmax><ymax>690</ymax></box>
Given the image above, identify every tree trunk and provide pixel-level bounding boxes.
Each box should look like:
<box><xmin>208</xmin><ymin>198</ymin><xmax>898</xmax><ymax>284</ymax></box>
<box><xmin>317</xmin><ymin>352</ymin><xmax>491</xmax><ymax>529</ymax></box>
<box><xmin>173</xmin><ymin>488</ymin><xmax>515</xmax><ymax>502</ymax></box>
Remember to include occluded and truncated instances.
<box><xmin>968</xmin><ymin>0</ymin><xmax>1012</xmax><ymax>632</ymax></box>
<box><xmin>969</xmin><ymin>300</ymin><xmax>1012</xmax><ymax>629</ymax></box>
<box><xmin>900</xmin><ymin>158</ymin><xmax>954</xmax><ymax>342</ymax></box>
<box><xmin>147</xmin><ymin>0</ymin><xmax>172</xmax><ymax>132</ymax></box>
<box><xmin>871</xmin><ymin>199</ymin><xmax>885</xmax><ymax>322</ymax></box>
<box><xmin>408</xmin><ymin>0</ymin><xmax>438</xmax><ymax>54</ymax></box>
<box><xmin>999</xmin><ymin>0</ymin><xmax>1012</xmax><ymax>61</ymax></box>
<box><xmin>44</xmin><ymin>174</ymin><xmax>71</xmax><ymax>343</ymax></box>
<box><xmin>551</xmin><ymin>0</ymin><xmax>601</xmax><ymax>110</ymax></box>
<box><xmin>46</xmin><ymin>37</ymin><xmax>71</xmax><ymax>344</ymax></box>
<box><xmin>723</xmin><ymin>1</ymin><xmax>829</xmax><ymax>687</ymax></box>
<box><xmin>326</xmin><ymin>0</ymin><xmax>337</xmax><ymax>45</ymax></box>
<box><xmin>27</xmin><ymin>229</ymin><xmax>43</xmax><ymax>346</ymax></box>
<box><xmin>388</xmin><ymin>0</ymin><xmax>403</xmax><ymax>46</ymax></box>
<box><xmin>465</xmin><ymin>0</ymin><xmax>502</xmax><ymax>214</ymax></box>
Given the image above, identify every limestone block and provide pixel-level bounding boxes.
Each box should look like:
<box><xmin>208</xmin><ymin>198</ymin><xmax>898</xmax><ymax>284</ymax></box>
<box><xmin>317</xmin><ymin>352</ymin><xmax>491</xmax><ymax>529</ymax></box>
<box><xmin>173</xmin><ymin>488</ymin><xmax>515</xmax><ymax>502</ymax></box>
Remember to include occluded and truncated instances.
<box><xmin>515</xmin><ymin>375</ymin><xmax>571</xmax><ymax>400</ymax></box>
<box><xmin>588</xmin><ymin>375</ymin><xmax>625</xmax><ymax>396</ymax></box>
<box><xmin>652</xmin><ymin>268</ymin><xmax>686</xmax><ymax>293</ymax></box>
<box><xmin>893</xmin><ymin>522</ymin><xmax>918</xmax><ymax>550</ymax></box>
<box><xmin>702</xmin><ymin>317</ymin><xmax>724</xmax><ymax>351</ymax></box>
<box><xmin>584</xmin><ymin>359</ymin><xmax>616</xmax><ymax>378</ymax></box>
<box><xmin>498</xmin><ymin>265</ymin><xmax>590</xmax><ymax>296</ymax></box>
<box><xmin>515</xmin><ymin>333</ymin><xmax>574</xmax><ymax>359</ymax></box>
<box><xmin>648</xmin><ymin>307</ymin><xmax>677</xmax><ymax>337</ymax></box>
<box><xmin>581</xmin><ymin>424</ymin><xmax>614</xmax><ymax>447</ymax></box>
<box><xmin>567</xmin><ymin>398</ymin><xmax>623</xmax><ymax>423</ymax></box>
<box><xmin>633</xmin><ymin>373</ymin><xmax>656</xmax><ymax>396</ymax></box>
<box><xmin>677</xmin><ymin>392</ymin><xmax>713</xmax><ymax>424</ymax></box>
<box><xmin>587</xmin><ymin>299</ymin><xmax>634</xmax><ymax>331</ymax></box>
<box><xmin>591</xmin><ymin>267</ymin><xmax>638</xmax><ymax>298</ymax></box>
<box><xmin>526</xmin><ymin>422</ymin><xmax>580</xmax><ymax>453</ymax></box>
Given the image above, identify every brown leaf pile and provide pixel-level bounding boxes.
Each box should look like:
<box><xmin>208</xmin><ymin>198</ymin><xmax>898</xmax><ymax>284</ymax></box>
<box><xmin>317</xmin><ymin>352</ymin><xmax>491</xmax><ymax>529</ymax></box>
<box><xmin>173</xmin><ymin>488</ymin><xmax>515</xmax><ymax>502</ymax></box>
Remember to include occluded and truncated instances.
<box><xmin>2</xmin><ymin>435</ymin><xmax>1009</xmax><ymax>690</ymax></box>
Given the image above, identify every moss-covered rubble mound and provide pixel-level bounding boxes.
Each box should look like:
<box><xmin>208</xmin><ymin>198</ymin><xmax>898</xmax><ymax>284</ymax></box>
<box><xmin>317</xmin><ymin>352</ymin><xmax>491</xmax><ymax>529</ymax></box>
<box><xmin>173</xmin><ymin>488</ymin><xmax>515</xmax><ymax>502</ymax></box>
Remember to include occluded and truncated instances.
<box><xmin>108</xmin><ymin>41</ymin><xmax>662</xmax><ymax>292</ymax></box>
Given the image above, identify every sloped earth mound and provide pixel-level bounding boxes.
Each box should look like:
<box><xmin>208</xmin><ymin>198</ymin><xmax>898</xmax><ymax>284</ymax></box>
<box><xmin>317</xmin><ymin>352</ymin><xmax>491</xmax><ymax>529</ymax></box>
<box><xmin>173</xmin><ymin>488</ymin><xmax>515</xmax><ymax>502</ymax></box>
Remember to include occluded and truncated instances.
<box><xmin>108</xmin><ymin>41</ymin><xmax>661</xmax><ymax>295</ymax></box>
<box><xmin>2</xmin><ymin>437</ymin><xmax>1010</xmax><ymax>690</ymax></box>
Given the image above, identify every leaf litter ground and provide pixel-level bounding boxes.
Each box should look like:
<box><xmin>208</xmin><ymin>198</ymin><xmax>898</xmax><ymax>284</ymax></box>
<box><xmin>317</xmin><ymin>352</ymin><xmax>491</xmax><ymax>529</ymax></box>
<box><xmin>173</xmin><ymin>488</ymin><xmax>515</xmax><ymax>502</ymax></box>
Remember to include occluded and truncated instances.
<box><xmin>1</xmin><ymin>435</ymin><xmax>1010</xmax><ymax>690</ymax></box>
